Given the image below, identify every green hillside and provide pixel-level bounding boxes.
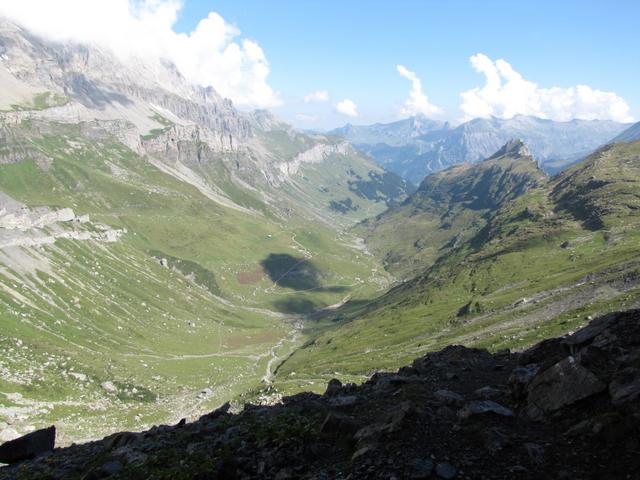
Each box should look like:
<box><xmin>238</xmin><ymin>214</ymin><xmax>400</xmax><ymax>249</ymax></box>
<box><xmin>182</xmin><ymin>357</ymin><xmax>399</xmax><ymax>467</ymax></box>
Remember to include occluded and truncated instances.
<box><xmin>273</xmin><ymin>140</ymin><xmax>640</xmax><ymax>393</ymax></box>
<box><xmin>0</xmin><ymin>118</ymin><xmax>398</xmax><ymax>443</ymax></box>
<box><xmin>355</xmin><ymin>139</ymin><xmax>546</xmax><ymax>278</ymax></box>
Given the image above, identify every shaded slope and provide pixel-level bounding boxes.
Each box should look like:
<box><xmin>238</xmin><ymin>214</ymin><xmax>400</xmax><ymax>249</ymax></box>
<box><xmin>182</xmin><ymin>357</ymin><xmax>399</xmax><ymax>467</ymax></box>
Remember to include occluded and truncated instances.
<box><xmin>2</xmin><ymin>309</ymin><xmax>639</xmax><ymax>479</ymax></box>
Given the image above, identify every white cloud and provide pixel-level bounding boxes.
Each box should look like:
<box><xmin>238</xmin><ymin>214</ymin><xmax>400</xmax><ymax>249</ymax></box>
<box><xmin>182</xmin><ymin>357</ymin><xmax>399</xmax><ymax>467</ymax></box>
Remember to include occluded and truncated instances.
<box><xmin>303</xmin><ymin>90</ymin><xmax>329</xmax><ymax>103</ymax></box>
<box><xmin>335</xmin><ymin>99</ymin><xmax>358</xmax><ymax>117</ymax></box>
<box><xmin>460</xmin><ymin>53</ymin><xmax>633</xmax><ymax>122</ymax></box>
<box><xmin>0</xmin><ymin>0</ymin><xmax>280</xmax><ymax>108</ymax></box>
<box><xmin>396</xmin><ymin>65</ymin><xmax>443</xmax><ymax>118</ymax></box>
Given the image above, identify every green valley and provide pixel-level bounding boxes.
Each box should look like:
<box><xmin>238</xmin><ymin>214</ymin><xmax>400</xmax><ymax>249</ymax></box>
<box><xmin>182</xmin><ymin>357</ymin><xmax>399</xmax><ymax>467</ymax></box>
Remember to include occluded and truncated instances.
<box><xmin>273</xmin><ymin>139</ymin><xmax>640</xmax><ymax>393</ymax></box>
<box><xmin>0</xmin><ymin>117</ymin><xmax>401</xmax><ymax>443</ymax></box>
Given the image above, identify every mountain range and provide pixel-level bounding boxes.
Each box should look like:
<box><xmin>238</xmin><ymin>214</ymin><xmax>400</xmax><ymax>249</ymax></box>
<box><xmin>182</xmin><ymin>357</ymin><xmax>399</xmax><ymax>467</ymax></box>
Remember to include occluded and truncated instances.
<box><xmin>330</xmin><ymin>115</ymin><xmax>631</xmax><ymax>184</ymax></box>
<box><xmin>0</xmin><ymin>13</ymin><xmax>639</xmax><ymax>467</ymax></box>
<box><xmin>0</xmin><ymin>18</ymin><xmax>409</xmax><ymax>443</ymax></box>
<box><xmin>275</xmin><ymin>138</ymin><xmax>640</xmax><ymax>388</ymax></box>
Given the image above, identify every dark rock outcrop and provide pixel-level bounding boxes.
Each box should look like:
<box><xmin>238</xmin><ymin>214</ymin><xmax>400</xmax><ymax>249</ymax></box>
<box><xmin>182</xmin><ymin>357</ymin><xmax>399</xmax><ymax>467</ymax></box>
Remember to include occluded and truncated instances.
<box><xmin>0</xmin><ymin>426</ymin><xmax>55</xmax><ymax>464</ymax></box>
<box><xmin>2</xmin><ymin>310</ymin><xmax>639</xmax><ymax>479</ymax></box>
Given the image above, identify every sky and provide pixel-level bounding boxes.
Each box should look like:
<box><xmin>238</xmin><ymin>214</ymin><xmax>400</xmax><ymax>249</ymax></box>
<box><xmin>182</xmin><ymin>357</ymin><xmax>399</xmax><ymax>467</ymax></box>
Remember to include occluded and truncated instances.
<box><xmin>1</xmin><ymin>0</ymin><xmax>638</xmax><ymax>129</ymax></box>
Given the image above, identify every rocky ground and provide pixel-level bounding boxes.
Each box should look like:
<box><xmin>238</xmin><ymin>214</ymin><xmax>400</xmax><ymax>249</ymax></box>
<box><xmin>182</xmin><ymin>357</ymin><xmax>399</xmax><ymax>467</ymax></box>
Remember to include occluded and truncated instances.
<box><xmin>1</xmin><ymin>309</ymin><xmax>639</xmax><ymax>479</ymax></box>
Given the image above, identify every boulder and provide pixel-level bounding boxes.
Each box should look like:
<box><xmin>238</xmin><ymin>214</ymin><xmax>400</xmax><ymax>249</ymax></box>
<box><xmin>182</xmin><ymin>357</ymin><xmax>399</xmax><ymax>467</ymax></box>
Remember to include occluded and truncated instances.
<box><xmin>434</xmin><ymin>389</ymin><xmax>465</xmax><ymax>407</ymax></box>
<box><xmin>458</xmin><ymin>400</ymin><xmax>514</xmax><ymax>419</ymax></box>
<box><xmin>563</xmin><ymin>312</ymin><xmax>617</xmax><ymax>348</ymax></box>
<box><xmin>474</xmin><ymin>386</ymin><xmax>504</xmax><ymax>400</ymax></box>
<box><xmin>319</xmin><ymin>412</ymin><xmax>358</xmax><ymax>436</ymax></box>
<box><xmin>527</xmin><ymin>357</ymin><xmax>605</xmax><ymax>414</ymax></box>
<box><xmin>324</xmin><ymin>378</ymin><xmax>342</xmax><ymax>396</ymax></box>
<box><xmin>101</xmin><ymin>381</ymin><xmax>117</xmax><ymax>393</ymax></box>
<box><xmin>0</xmin><ymin>426</ymin><xmax>55</xmax><ymax>464</ymax></box>
<box><xmin>508</xmin><ymin>364</ymin><xmax>540</xmax><ymax>401</ymax></box>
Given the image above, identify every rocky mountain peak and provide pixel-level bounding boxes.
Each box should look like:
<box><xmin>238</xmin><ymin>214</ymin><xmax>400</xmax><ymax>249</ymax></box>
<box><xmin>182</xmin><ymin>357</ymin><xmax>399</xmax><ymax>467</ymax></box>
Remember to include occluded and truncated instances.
<box><xmin>488</xmin><ymin>138</ymin><xmax>531</xmax><ymax>160</ymax></box>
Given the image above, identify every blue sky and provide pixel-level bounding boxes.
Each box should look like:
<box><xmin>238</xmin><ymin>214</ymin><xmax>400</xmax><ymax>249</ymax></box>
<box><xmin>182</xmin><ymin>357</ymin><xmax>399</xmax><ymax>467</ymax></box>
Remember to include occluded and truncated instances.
<box><xmin>170</xmin><ymin>0</ymin><xmax>639</xmax><ymax>129</ymax></box>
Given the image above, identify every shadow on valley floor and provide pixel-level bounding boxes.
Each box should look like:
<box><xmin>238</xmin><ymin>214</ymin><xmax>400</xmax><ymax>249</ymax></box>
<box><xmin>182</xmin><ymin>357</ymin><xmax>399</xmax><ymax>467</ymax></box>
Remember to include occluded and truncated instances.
<box><xmin>261</xmin><ymin>253</ymin><xmax>350</xmax><ymax>314</ymax></box>
<box><xmin>261</xmin><ymin>253</ymin><xmax>323</xmax><ymax>290</ymax></box>
<box><xmin>261</xmin><ymin>253</ymin><xmax>349</xmax><ymax>293</ymax></box>
<box><xmin>272</xmin><ymin>297</ymin><xmax>319</xmax><ymax>315</ymax></box>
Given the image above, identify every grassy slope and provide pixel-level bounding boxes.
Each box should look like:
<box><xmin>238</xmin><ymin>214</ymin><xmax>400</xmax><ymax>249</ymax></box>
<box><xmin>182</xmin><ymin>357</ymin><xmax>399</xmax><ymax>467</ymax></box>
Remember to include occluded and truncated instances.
<box><xmin>274</xmin><ymin>141</ymin><xmax>640</xmax><ymax>393</ymax></box>
<box><xmin>355</xmin><ymin>144</ymin><xmax>547</xmax><ymax>278</ymax></box>
<box><xmin>0</xmin><ymin>120</ymin><xmax>390</xmax><ymax>442</ymax></box>
<box><xmin>253</xmin><ymin>129</ymin><xmax>409</xmax><ymax>226</ymax></box>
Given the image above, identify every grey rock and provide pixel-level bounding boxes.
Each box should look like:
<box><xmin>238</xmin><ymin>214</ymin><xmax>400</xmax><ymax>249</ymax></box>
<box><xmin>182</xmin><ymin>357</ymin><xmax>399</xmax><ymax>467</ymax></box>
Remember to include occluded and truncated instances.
<box><xmin>101</xmin><ymin>381</ymin><xmax>117</xmax><ymax>393</ymax></box>
<box><xmin>564</xmin><ymin>312</ymin><xmax>617</xmax><ymax>347</ymax></box>
<box><xmin>99</xmin><ymin>460</ymin><xmax>123</xmax><ymax>476</ymax></box>
<box><xmin>524</xmin><ymin>442</ymin><xmax>545</xmax><ymax>464</ymax></box>
<box><xmin>509</xmin><ymin>364</ymin><xmax>541</xmax><ymax>389</ymax></box>
<box><xmin>484</xmin><ymin>427</ymin><xmax>511</xmax><ymax>452</ymax></box>
<box><xmin>458</xmin><ymin>400</ymin><xmax>514</xmax><ymax>419</ymax></box>
<box><xmin>474</xmin><ymin>386</ymin><xmax>504</xmax><ymax>400</ymax></box>
<box><xmin>434</xmin><ymin>389</ymin><xmax>465</xmax><ymax>407</ymax></box>
<box><xmin>354</xmin><ymin>423</ymin><xmax>388</xmax><ymax>444</ymax></box>
<box><xmin>319</xmin><ymin>412</ymin><xmax>358</xmax><ymax>436</ymax></box>
<box><xmin>527</xmin><ymin>357</ymin><xmax>605</xmax><ymax>413</ymax></box>
<box><xmin>386</xmin><ymin>401</ymin><xmax>414</xmax><ymax>431</ymax></box>
<box><xmin>275</xmin><ymin>467</ymin><xmax>294</xmax><ymax>479</ymax></box>
<box><xmin>103</xmin><ymin>431</ymin><xmax>142</xmax><ymax>451</ymax></box>
<box><xmin>352</xmin><ymin>445</ymin><xmax>376</xmax><ymax>461</ymax></box>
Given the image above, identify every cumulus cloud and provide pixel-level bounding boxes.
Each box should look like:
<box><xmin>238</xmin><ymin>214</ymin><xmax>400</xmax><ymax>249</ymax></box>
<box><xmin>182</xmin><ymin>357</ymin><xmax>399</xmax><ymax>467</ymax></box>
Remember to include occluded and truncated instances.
<box><xmin>303</xmin><ymin>90</ymin><xmax>329</xmax><ymax>103</ymax></box>
<box><xmin>335</xmin><ymin>99</ymin><xmax>358</xmax><ymax>117</ymax></box>
<box><xmin>0</xmin><ymin>0</ymin><xmax>280</xmax><ymax>108</ymax></box>
<box><xmin>396</xmin><ymin>65</ymin><xmax>443</xmax><ymax>118</ymax></box>
<box><xmin>460</xmin><ymin>53</ymin><xmax>632</xmax><ymax>122</ymax></box>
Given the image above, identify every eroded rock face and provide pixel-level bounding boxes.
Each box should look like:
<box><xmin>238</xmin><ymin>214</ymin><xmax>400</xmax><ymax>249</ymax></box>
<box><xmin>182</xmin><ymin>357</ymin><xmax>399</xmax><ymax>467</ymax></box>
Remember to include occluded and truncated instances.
<box><xmin>0</xmin><ymin>192</ymin><xmax>123</xmax><ymax>249</ymax></box>
<box><xmin>1</xmin><ymin>310</ymin><xmax>639</xmax><ymax>479</ymax></box>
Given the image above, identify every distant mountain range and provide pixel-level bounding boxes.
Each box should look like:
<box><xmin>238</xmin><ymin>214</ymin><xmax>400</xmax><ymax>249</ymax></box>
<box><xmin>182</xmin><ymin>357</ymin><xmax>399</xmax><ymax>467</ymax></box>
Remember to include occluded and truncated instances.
<box><xmin>330</xmin><ymin>115</ymin><xmax>631</xmax><ymax>184</ymax></box>
<box><xmin>613</xmin><ymin>120</ymin><xmax>640</xmax><ymax>143</ymax></box>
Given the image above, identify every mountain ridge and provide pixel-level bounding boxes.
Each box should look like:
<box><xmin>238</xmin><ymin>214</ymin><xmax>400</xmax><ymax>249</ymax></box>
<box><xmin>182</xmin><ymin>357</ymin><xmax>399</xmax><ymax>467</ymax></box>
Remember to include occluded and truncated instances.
<box><xmin>356</xmin><ymin>139</ymin><xmax>547</xmax><ymax>277</ymax></box>
<box><xmin>273</xmin><ymin>139</ymin><xmax>640</xmax><ymax>392</ymax></box>
<box><xmin>330</xmin><ymin>114</ymin><xmax>630</xmax><ymax>183</ymax></box>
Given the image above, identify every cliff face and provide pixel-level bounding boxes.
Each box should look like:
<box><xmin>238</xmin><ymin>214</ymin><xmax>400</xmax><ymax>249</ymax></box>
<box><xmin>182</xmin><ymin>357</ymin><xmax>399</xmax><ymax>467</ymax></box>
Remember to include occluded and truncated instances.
<box><xmin>2</xmin><ymin>309</ymin><xmax>639</xmax><ymax>479</ymax></box>
<box><xmin>0</xmin><ymin>18</ymin><xmax>251</xmax><ymax>144</ymax></box>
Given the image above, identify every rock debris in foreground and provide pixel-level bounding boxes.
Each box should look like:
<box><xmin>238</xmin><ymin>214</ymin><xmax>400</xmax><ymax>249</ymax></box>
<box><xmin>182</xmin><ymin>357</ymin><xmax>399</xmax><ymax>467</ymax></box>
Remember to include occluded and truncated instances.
<box><xmin>1</xmin><ymin>310</ymin><xmax>640</xmax><ymax>479</ymax></box>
